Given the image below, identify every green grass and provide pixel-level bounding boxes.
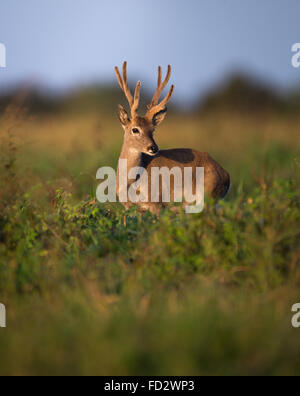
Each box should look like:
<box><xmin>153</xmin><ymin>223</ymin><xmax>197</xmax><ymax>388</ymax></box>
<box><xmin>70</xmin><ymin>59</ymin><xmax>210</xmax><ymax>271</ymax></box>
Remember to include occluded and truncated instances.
<box><xmin>0</xmin><ymin>180</ymin><xmax>299</xmax><ymax>375</ymax></box>
<box><xmin>0</xmin><ymin>109</ymin><xmax>299</xmax><ymax>375</ymax></box>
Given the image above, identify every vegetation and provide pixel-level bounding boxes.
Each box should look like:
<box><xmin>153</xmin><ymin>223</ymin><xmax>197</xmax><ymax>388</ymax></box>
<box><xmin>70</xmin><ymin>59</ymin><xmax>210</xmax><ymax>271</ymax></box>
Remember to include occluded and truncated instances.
<box><xmin>0</xmin><ymin>87</ymin><xmax>299</xmax><ymax>375</ymax></box>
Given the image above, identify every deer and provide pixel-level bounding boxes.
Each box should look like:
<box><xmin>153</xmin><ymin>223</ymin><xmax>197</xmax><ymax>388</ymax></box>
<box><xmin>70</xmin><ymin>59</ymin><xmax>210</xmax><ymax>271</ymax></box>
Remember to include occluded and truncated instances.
<box><xmin>115</xmin><ymin>62</ymin><xmax>230</xmax><ymax>215</ymax></box>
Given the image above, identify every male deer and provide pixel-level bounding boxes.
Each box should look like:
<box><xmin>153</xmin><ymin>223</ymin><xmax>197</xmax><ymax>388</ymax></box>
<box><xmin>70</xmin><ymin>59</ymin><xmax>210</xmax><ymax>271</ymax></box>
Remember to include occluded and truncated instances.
<box><xmin>115</xmin><ymin>62</ymin><xmax>230</xmax><ymax>214</ymax></box>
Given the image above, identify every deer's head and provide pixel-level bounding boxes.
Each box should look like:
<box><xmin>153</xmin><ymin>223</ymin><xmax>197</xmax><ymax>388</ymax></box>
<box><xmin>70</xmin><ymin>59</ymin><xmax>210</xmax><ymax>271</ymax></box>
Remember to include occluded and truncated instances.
<box><xmin>115</xmin><ymin>62</ymin><xmax>174</xmax><ymax>156</ymax></box>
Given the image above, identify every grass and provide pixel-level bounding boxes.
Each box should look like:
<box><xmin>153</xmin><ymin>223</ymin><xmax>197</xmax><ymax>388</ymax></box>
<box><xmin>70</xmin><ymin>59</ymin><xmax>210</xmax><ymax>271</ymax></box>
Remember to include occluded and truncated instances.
<box><xmin>0</xmin><ymin>104</ymin><xmax>299</xmax><ymax>375</ymax></box>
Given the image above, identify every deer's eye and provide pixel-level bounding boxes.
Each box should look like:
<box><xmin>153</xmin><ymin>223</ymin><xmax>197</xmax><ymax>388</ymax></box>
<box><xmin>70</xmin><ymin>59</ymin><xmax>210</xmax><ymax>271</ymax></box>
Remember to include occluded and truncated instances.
<box><xmin>132</xmin><ymin>128</ymin><xmax>140</xmax><ymax>135</ymax></box>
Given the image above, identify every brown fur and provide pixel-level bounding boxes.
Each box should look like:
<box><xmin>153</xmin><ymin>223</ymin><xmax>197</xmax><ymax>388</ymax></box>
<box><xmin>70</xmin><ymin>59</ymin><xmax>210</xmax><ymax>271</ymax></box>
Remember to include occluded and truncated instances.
<box><xmin>115</xmin><ymin>62</ymin><xmax>230</xmax><ymax>214</ymax></box>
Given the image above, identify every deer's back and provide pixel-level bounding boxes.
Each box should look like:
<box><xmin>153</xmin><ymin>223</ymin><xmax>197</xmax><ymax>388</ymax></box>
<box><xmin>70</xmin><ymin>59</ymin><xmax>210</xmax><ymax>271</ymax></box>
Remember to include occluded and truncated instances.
<box><xmin>142</xmin><ymin>148</ymin><xmax>230</xmax><ymax>199</ymax></box>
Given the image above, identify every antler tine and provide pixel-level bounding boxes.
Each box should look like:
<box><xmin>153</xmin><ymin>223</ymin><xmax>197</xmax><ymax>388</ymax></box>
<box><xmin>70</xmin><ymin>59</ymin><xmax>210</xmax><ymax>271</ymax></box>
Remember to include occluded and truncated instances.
<box><xmin>159</xmin><ymin>84</ymin><xmax>175</xmax><ymax>108</ymax></box>
<box><xmin>114</xmin><ymin>62</ymin><xmax>133</xmax><ymax>106</ymax></box>
<box><xmin>115</xmin><ymin>66</ymin><xmax>123</xmax><ymax>89</ymax></box>
<box><xmin>115</xmin><ymin>62</ymin><xmax>141</xmax><ymax>118</ymax></box>
<box><xmin>157</xmin><ymin>66</ymin><xmax>162</xmax><ymax>88</ymax></box>
<box><xmin>150</xmin><ymin>65</ymin><xmax>172</xmax><ymax>107</ymax></box>
<box><xmin>146</xmin><ymin>65</ymin><xmax>174</xmax><ymax>119</ymax></box>
<box><xmin>131</xmin><ymin>81</ymin><xmax>141</xmax><ymax>116</ymax></box>
<box><xmin>122</xmin><ymin>61</ymin><xmax>133</xmax><ymax>106</ymax></box>
<box><xmin>115</xmin><ymin>66</ymin><xmax>124</xmax><ymax>90</ymax></box>
<box><xmin>147</xmin><ymin>84</ymin><xmax>175</xmax><ymax>119</ymax></box>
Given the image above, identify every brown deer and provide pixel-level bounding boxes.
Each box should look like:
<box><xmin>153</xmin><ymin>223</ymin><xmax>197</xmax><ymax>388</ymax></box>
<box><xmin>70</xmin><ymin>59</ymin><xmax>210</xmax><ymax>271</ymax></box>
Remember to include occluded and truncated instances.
<box><xmin>115</xmin><ymin>62</ymin><xmax>230</xmax><ymax>214</ymax></box>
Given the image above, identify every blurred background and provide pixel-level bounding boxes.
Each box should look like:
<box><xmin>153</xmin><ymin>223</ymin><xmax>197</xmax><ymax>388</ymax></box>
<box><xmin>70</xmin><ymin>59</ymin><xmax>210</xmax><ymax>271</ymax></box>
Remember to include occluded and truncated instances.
<box><xmin>1</xmin><ymin>0</ymin><xmax>300</xmax><ymax>110</ymax></box>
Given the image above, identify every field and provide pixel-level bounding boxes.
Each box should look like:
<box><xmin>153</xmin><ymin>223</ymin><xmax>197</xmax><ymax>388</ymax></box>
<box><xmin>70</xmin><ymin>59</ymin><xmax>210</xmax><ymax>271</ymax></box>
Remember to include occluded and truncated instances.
<box><xmin>0</xmin><ymin>100</ymin><xmax>300</xmax><ymax>376</ymax></box>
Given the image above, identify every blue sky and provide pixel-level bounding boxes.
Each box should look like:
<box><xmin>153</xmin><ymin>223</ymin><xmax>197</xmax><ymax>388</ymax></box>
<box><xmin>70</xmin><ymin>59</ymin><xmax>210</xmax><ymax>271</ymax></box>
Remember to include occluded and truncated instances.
<box><xmin>0</xmin><ymin>0</ymin><xmax>300</xmax><ymax>104</ymax></box>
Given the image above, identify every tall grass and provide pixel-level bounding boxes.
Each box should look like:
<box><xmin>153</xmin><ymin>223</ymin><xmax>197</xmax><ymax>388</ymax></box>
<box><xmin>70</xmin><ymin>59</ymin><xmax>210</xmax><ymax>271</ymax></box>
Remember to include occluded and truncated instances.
<box><xmin>0</xmin><ymin>104</ymin><xmax>299</xmax><ymax>375</ymax></box>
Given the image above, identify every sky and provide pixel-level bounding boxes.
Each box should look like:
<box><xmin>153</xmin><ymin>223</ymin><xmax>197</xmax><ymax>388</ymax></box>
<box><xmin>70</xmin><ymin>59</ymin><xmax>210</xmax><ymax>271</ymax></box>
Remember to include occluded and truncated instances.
<box><xmin>0</xmin><ymin>0</ymin><xmax>300</xmax><ymax>104</ymax></box>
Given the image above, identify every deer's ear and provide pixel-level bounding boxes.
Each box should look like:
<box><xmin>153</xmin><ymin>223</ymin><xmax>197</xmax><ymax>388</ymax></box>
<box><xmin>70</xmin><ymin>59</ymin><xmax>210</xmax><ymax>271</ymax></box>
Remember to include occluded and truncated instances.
<box><xmin>152</xmin><ymin>108</ymin><xmax>167</xmax><ymax>126</ymax></box>
<box><xmin>118</xmin><ymin>105</ymin><xmax>130</xmax><ymax>126</ymax></box>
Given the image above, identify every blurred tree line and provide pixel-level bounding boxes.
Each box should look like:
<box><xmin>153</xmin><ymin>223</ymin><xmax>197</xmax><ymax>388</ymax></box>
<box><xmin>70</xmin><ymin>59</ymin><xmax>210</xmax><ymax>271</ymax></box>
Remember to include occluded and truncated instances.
<box><xmin>0</xmin><ymin>73</ymin><xmax>300</xmax><ymax>116</ymax></box>
<box><xmin>199</xmin><ymin>73</ymin><xmax>300</xmax><ymax>115</ymax></box>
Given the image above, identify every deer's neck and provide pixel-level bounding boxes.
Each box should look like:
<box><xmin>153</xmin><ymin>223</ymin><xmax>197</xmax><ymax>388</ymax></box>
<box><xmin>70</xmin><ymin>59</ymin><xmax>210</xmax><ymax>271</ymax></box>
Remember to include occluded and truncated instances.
<box><xmin>117</xmin><ymin>145</ymin><xmax>144</xmax><ymax>195</ymax></box>
<box><xmin>119</xmin><ymin>145</ymin><xmax>143</xmax><ymax>172</ymax></box>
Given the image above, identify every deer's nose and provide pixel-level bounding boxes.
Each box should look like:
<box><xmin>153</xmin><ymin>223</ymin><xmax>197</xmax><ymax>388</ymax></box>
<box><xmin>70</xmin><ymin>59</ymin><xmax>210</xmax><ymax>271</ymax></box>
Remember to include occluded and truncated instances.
<box><xmin>148</xmin><ymin>145</ymin><xmax>159</xmax><ymax>155</ymax></box>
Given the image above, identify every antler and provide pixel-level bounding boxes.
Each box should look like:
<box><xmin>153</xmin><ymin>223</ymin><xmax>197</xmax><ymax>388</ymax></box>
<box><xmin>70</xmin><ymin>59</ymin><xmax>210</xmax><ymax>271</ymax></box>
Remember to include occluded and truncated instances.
<box><xmin>146</xmin><ymin>65</ymin><xmax>174</xmax><ymax>120</ymax></box>
<box><xmin>115</xmin><ymin>61</ymin><xmax>141</xmax><ymax>119</ymax></box>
